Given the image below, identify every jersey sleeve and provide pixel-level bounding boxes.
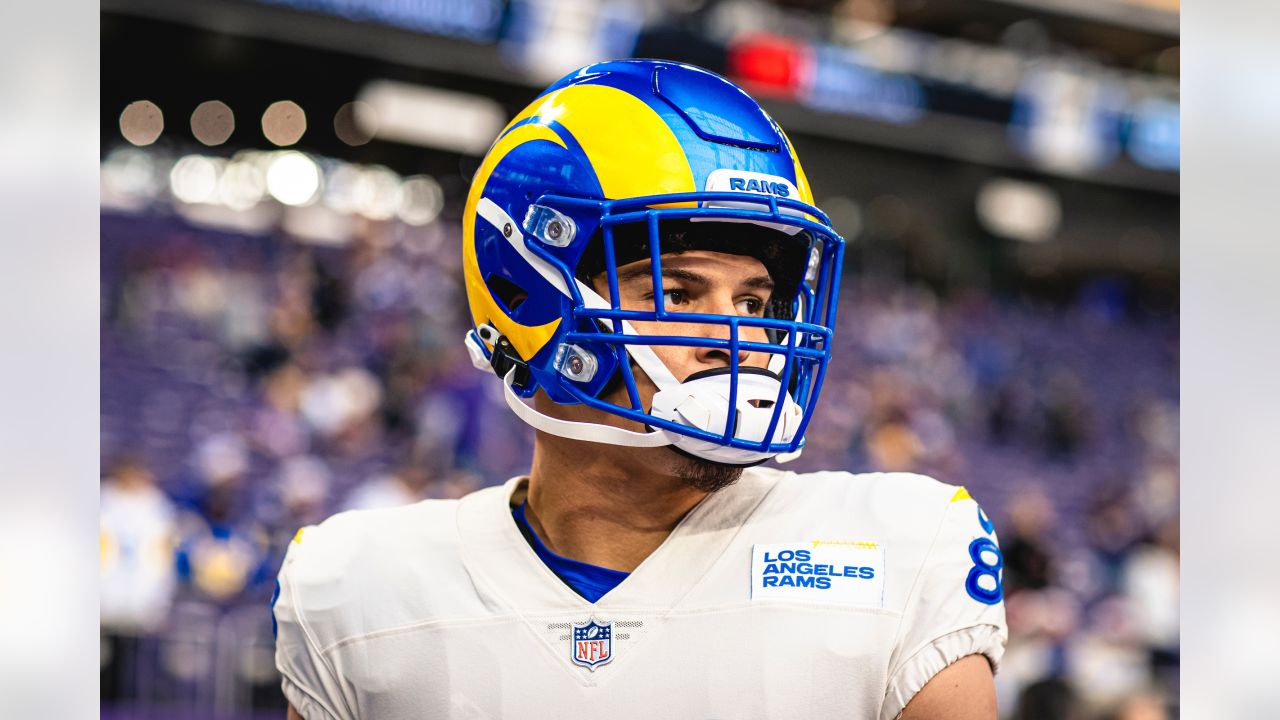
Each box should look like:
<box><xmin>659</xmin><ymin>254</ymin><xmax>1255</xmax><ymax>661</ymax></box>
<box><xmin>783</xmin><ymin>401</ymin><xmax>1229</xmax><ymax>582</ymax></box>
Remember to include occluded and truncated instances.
<box><xmin>880</xmin><ymin>489</ymin><xmax>1008</xmax><ymax>720</ymax></box>
<box><xmin>273</xmin><ymin>527</ymin><xmax>354</xmax><ymax>720</ymax></box>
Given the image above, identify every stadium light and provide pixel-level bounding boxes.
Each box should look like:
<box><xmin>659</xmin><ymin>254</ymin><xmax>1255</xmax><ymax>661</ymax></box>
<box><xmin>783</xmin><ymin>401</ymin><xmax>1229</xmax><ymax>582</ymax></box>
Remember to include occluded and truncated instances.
<box><xmin>263</xmin><ymin>101</ymin><xmax>307</xmax><ymax>147</ymax></box>
<box><xmin>266</xmin><ymin>151</ymin><xmax>321</xmax><ymax>206</ymax></box>
<box><xmin>334</xmin><ymin>102</ymin><xmax>376</xmax><ymax>146</ymax></box>
<box><xmin>398</xmin><ymin>175</ymin><xmax>444</xmax><ymax>226</ymax></box>
<box><xmin>191</xmin><ymin>100</ymin><xmax>235</xmax><ymax>146</ymax></box>
<box><xmin>120</xmin><ymin>100</ymin><xmax>164</xmax><ymax>146</ymax></box>
<box><xmin>218</xmin><ymin>154</ymin><xmax>267</xmax><ymax>210</ymax></box>
<box><xmin>976</xmin><ymin>178</ymin><xmax>1061</xmax><ymax>243</ymax></box>
<box><xmin>353</xmin><ymin>166</ymin><xmax>401</xmax><ymax>221</ymax></box>
<box><xmin>101</xmin><ymin>147</ymin><xmax>164</xmax><ymax>211</ymax></box>
<box><xmin>170</xmin><ymin>155</ymin><xmax>222</xmax><ymax>205</ymax></box>
<box><xmin>355</xmin><ymin>80</ymin><xmax>503</xmax><ymax>154</ymax></box>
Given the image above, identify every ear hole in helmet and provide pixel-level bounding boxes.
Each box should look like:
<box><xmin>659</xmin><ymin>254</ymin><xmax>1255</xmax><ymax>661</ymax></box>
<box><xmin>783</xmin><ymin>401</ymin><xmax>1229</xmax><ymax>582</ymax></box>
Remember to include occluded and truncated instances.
<box><xmin>485</xmin><ymin>273</ymin><xmax>529</xmax><ymax>314</ymax></box>
<box><xmin>748</xmin><ymin>399</ymin><xmax>775</xmax><ymax>409</ymax></box>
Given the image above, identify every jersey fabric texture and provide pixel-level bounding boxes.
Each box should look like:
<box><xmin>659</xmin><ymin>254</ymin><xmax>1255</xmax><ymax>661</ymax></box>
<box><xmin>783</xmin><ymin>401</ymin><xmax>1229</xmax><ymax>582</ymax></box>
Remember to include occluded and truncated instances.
<box><xmin>273</xmin><ymin>468</ymin><xmax>1007</xmax><ymax>720</ymax></box>
<box><xmin>512</xmin><ymin>501</ymin><xmax>629</xmax><ymax>603</ymax></box>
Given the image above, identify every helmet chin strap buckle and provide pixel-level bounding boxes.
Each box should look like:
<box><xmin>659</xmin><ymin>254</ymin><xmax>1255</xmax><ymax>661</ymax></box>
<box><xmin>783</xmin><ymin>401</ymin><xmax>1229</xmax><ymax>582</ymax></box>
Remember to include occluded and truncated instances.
<box><xmin>488</xmin><ymin>335</ymin><xmax>532</xmax><ymax>391</ymax></box>
<box><xmin>465</xmin><ymin>325</ymin><xmax>534</xmax><ymax>390</ymax></box>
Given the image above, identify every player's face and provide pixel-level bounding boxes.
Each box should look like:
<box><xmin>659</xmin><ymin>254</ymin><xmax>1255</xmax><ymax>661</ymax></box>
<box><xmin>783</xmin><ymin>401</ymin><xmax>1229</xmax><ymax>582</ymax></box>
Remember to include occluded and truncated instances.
<box><xmin>593</xmin><ymin>249</ymin><xmax>775</xmax><ymax>410</ymax></box>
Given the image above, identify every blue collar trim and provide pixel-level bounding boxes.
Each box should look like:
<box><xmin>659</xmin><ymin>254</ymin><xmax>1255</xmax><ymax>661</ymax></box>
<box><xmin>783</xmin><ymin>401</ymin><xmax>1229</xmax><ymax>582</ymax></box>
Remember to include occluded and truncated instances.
<box><xmin>512</xmin><ymin>501</ymin><xmax>629</xmax><ymax>603</ymax></box>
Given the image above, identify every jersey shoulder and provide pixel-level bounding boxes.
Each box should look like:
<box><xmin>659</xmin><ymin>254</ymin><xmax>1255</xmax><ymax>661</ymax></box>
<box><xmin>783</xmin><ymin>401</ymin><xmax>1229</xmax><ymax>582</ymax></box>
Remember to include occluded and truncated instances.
<box><xmin>756</xmin><ymin>466</ymin><xmax>966</xmax><ymax>540</ymax></box>
<box><xmin>277</xmin><ymin>493</ymin><xmax>477</xmax><ymax>649</ymax></box>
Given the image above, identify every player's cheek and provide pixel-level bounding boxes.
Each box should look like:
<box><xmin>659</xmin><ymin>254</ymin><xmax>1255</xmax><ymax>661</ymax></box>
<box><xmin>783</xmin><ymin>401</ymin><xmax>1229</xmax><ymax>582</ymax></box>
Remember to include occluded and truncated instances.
<box><xmin>596</xmin><ymin>359</ymin><xmax>658</xmax><ymax>410</ymax></box>
<box><xmin>741</xmin><ymin>324</ymin><xmax>769</xmax><ymax>346</ymax></box>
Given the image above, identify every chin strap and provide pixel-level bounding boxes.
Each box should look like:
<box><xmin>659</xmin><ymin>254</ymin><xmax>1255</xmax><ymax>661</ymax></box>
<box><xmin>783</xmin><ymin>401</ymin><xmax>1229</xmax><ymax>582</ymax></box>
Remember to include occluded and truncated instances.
<box><xmin>499</xmin><ymin>368</ymin><xmax>671</xmax><ymax>447</ymax></box>
<box><xmin>467</xmin><ymin>333</ymin><xmax>804</xmax><ymax>463</ymax></box>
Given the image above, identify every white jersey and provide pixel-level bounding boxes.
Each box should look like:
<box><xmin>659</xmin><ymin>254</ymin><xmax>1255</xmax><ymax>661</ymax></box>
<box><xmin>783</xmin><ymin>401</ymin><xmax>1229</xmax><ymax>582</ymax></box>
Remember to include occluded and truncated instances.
<box><xmin>100</xmin><ymin>482</ymin><xmax>177</xmax><ymax>633</ymax></box>
<box><xmin>274</xmin><ymin>468</ymin><xmax>1007</xmax><ymax>720</ymax></box>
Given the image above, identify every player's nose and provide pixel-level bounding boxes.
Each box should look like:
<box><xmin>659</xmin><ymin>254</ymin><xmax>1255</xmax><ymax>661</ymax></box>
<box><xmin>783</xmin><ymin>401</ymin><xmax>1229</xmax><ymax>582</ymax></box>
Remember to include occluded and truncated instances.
<box><xmin>692</xmin><ymin>296</ymin><xmax>765</xmax><ymax>369</ymax></box>
<box><xmin>694</xmin><ymin>333</ymin><xmax>753</xmax><ymax>369</ymax></box>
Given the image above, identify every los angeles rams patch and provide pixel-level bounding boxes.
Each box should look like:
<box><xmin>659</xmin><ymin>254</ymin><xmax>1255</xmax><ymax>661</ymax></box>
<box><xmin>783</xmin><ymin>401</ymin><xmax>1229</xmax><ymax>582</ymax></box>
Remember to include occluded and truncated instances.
<box><xmin>751</xmin><ymin>541</ymin><xmax>885</xmax><ymax>607</ymax></box>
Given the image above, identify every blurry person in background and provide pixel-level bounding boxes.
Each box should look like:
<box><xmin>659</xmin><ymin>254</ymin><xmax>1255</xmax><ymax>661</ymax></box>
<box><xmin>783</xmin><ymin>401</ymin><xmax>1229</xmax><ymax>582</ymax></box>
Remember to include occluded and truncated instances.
<box><xmin>175</xmin><ymin>502</ymin><xmax>273</xmax><ymax>605</ymax></box>
<box><xmin>173</xmin><ymin>431</ymin><xmax>252</xmax><ymax>521</ymax></box>
<box><xmin>340</xmin><ymin>462</ymin><xmax>430</xmax><ymax>511</ymax></box>
<box><xmin>275</xmin><ymin>454</ymin><xmax>333</xmax><ymax>530</ymax></box>
<box><xmin>1104</xmin><ymin>690</ymin><xmax>1169</xmax><ymax>720</ymax></box>
<box><xmin>1122</xmin><ymin>514</ymin><xmax>1179</xmax><ymax>699</ymax></box>
<box><xmin>862</xmin><ymin>368</ymin><xmax>925</xmax><ymax>472</ymax></box>
<box><xmin>1010</xmin><ymin>677</ymin><xmax>1082</xmax><ymax>720</ymax></box>
<box><xmin>174</xmin><ymin>433</ymin><xmax>273</xmax><ymax>604</ymax></box>
<box><xmin>1086</xmin><ymin>485</ymin><xmax>1144</xmax><ymax>593</ymax></box>
<box><xmin>1038</xmin><ymin>368</ymin><xmax>1090</xmax><ymax>464</ymax></box>
<box><xmin>864</xmin><ymin>405</ymin><xmax>926</xmax><ymax>472</ymax></box>
<box><xmin>1002</xmin><ymin>486</ymin><xmax>1056</xmax><ymax>594</ymax></box>
<box><xmin>99</xmin><ymin>453</ymin><xmax>178</xmax><ymax>701</ymax></box>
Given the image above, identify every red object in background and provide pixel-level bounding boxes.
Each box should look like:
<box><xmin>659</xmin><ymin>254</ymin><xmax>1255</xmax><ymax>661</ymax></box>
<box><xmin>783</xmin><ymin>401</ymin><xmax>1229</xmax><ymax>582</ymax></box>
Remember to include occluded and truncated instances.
<box><xmin>727</xmin><ymin>34</ymin><xmax>808</xmax><ymax>100</ymax></box>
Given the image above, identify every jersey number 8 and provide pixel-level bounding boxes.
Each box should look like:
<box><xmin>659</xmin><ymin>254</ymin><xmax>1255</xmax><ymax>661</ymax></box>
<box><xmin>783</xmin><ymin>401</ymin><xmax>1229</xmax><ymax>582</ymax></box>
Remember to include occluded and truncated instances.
<box><xmin>965</xmin><ymin>507</ymin><xmax>1003</xmax><ymax>605</ymax></box>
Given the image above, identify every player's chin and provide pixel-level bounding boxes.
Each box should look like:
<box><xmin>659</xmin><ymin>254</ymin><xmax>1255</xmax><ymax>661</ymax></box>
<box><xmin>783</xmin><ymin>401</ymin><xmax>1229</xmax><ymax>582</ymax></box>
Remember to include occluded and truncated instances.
<box><xmin>666</xmin><ymin>446</ymin><xmax>745</xmax><ymax>494</ymax></box>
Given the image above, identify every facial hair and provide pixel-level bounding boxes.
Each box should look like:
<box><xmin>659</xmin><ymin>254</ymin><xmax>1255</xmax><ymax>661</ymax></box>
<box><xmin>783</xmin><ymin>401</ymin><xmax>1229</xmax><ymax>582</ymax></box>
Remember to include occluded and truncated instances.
<box><xmin>671</xmin><ymin>451</ymin><xmax>745</xmax><ymax>494</ymax></box>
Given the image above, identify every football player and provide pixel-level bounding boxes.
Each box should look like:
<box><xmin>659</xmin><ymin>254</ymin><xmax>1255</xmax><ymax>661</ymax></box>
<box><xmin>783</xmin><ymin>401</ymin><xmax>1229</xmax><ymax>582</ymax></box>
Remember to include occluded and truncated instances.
<box><xmin>274</xmin><ymin>59</ymin><xmax>1007</xmax><ymax>719</ymax></box>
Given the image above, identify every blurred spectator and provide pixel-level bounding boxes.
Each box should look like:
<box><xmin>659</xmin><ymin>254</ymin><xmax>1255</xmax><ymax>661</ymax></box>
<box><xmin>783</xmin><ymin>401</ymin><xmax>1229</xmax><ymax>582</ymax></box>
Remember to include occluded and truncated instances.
<box><xmin>175</xmin><ymin>509</ymin><xmax>272</xmax><ymax>604</ymax></box>
<box><xmin>299</xmin><ymin>366</ymin><xmax>383</xmax><ymax>445</ymax></box>
<box><xmin>250</xmin><ymin>361</ymin><xmax>310</xmax><ymax>459</ymax></box>
<box><xmin>173</xmin><ymin>435</ymin><xmax>272</xmax><ymax>604</ymax></box>
<box><xmin>100</xmin><ymin>454</ymin><xmax>178</xmax><ymax>699</ymax></box>
<box><xmin>1122</xmin><ymin>516</ymin><xmax>1180</xmax><ymax>699</ymax></box>
<box><xmin>1002</xmin><ymin>486</ymin><xmax>1056</xmax><ymax>593</ymax></box>
<box><xmin>1086</xmin><ymin>486</ymin><xmax>1144</xmax><ymax>593</ymax></box>
<box><xmin>275</xmin><ymin>454</ymin><xmax>333</xmax><ymax>528</ymax></box>
<box><xmin>1102</xmin><ymin>690</ymin><xmax>1169</xmax><ymax>720</ymax></box>
<box><xmin>1039</xmin><ymin>369</ymin><xmax>1090</xmax><ymax>462</ymax></box>
<box><xmin>101</xmin><ymin>454</ymin><xmax>178</xmax><ymax>632</ymax></box>
<box><xmin>864</xmin><ymin>407</ymin><xmax>925</xmax><ymax>472</ymax></box>
<box><xmin>342</xmin><ymin>464</ymin><xmax>430</xmax><ymax>511</ymax></box>
<box><xmin>1010</xmin><ymin>677</ymin><xmax>1082</xmax><ymax>720</ymax></box>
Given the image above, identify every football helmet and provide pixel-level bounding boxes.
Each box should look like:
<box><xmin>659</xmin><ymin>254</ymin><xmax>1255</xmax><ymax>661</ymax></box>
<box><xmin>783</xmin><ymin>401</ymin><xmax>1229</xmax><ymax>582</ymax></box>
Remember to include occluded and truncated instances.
<box><xmin>462</xmin><ymin>59</ymin><xmax>845</xmax><ymax>465</ymax></box>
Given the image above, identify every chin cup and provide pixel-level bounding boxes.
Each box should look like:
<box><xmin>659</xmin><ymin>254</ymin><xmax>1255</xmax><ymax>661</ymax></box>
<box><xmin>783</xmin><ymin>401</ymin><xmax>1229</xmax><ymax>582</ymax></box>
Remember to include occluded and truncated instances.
<box><xmin>650</xmin><ymin>368</ymin><xmax>803</xmax><ymax>466</ymax></box>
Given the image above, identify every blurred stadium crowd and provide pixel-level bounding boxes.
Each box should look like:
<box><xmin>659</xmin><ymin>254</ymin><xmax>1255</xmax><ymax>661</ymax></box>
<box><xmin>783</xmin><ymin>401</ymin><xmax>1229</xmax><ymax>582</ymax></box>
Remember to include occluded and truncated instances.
<box><xmin>100</xmin><ymin>204</ymin><xmax>1177</xmax><ymax>718</ymax></box>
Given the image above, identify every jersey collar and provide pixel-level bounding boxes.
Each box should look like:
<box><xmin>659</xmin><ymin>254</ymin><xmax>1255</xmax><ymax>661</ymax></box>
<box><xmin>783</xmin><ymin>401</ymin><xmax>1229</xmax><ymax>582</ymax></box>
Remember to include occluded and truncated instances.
<box><xmin>455</xmin><ymin>469</ymin><xmax>780</xmax><ymax>613</ymax></box>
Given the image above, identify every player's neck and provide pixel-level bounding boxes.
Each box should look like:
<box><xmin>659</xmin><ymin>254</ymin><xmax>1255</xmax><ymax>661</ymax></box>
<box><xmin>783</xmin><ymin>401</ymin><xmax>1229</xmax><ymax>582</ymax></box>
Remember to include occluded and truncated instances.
<box><xmin>523</xmin><ymin>437</ymin><xmax>709</xmax><ymax>573</ymax></box>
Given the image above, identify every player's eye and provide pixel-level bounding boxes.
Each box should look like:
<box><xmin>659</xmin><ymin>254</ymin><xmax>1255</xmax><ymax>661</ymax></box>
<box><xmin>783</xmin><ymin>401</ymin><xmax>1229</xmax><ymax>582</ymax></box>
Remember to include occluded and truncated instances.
<box><xmin>662</xmin><ymin>288</ymin><xmax>688</xmax><ymax>307</ymax></box>
<box><xmin>736</xmin><ymin>296</ymin><xmax>765</xmax><ymax>316</ymax></box>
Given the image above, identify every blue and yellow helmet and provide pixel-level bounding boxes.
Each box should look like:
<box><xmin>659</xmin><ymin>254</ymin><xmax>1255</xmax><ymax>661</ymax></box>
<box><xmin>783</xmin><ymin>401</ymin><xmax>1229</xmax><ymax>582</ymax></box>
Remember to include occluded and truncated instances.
<box><xmin>462</xmin><ymin>59</ymin><xmax>845</xmax><ymax>465</ymax></box>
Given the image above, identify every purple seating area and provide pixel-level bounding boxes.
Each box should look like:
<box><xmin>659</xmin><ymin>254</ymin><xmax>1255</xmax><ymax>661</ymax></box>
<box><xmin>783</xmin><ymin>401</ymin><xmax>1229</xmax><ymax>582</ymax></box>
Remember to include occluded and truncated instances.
<box><xmin>101</xmin><ymin>211</ymin><xmax>1178</xmax><ymax>718</ymax></box>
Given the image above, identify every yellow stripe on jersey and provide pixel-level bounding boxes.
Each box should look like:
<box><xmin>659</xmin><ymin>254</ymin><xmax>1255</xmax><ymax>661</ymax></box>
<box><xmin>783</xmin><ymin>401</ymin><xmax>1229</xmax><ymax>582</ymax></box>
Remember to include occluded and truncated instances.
<box><xmin>292</xmin><ymin>527</ymin><xmax>306</xmax><ymax>545</ymax></box>
<box><xmin>950</xmin><ymin>486</ymin><xmax>973</xmax><ymax>503</ymax></box>
<box><xmin>811</xmin><ymin>539</ymin><xmax>880</xmax><ymax>550</ymax></box>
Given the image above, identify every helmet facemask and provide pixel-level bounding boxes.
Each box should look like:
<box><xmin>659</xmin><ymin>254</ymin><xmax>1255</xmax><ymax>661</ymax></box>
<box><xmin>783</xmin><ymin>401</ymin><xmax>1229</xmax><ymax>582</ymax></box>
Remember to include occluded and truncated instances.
<box><xmin>468</xmin><ymin>190</ymin><xmax>844</xmax><ymax>467</ymax></box>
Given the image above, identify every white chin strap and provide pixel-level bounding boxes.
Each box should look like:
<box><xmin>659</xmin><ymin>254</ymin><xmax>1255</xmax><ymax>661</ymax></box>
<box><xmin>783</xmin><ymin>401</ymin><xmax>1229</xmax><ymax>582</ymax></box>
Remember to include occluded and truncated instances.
<box><xmin>470</xmin><ymin>196</ymin><xmax>806</xmax><ymax>464</ymax></box>
<box><xmin>493</xmin><ymin>366</ymin><xmax>804</xmax><ymax>465</ymax></box>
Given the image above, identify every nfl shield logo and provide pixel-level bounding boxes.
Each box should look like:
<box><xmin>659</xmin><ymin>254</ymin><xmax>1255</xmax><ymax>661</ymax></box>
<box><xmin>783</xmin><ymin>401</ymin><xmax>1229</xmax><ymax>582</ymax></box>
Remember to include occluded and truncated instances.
<box><xmin>571</xmin><ymin>619</ymin><xmax>613</xmax><ymax>670</ymax></box>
